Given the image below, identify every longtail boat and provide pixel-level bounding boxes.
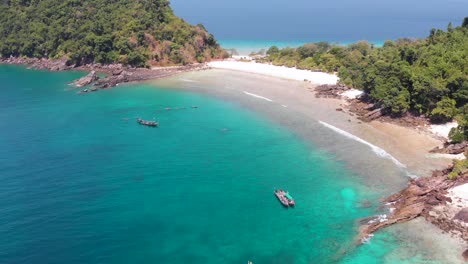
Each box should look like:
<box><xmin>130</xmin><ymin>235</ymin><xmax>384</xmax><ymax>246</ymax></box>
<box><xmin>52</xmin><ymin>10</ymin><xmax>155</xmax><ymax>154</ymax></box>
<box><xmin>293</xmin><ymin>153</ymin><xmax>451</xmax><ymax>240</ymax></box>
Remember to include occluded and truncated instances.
<box><xmin>137</xmin><ymin>118</ymin><xmax>159</xmax><ymax>127</ymax></box>
<box><xmin>274</xmin><ymin>189</ymin><xmax>290</xmax><ymax>207</ymax></box>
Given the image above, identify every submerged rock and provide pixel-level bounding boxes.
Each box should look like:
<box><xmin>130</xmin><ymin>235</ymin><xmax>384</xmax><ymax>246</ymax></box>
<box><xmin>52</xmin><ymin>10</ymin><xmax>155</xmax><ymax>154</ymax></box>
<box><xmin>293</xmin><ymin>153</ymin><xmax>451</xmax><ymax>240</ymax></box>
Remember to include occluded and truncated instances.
<box><xmin>462</xmin><ymin>249</ymin><xmax>468</xmax><ymax>261</ymax></box>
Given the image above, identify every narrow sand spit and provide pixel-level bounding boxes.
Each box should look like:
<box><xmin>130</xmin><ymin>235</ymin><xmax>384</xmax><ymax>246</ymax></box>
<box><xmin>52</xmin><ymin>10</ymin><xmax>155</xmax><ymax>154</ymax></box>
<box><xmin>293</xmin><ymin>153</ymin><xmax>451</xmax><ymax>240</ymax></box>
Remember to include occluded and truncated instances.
<box><xmin>207</xmin><ymin>61</ymin><xmax>338</xmax><ymax>85</ymax></box>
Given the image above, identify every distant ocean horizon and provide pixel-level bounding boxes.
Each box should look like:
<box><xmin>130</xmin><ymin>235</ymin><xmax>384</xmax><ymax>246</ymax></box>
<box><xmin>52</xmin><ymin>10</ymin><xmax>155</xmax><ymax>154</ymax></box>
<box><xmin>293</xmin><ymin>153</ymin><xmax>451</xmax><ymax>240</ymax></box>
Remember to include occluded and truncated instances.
<box><xmin>171</xmin><ymin>0</ymin><xmax>466</xmax><ymax>55</ymax></box>
<box><xmin>217</xmin><ymin>39</ymin><xmax>386</xmax><ymax>55</ymax></box>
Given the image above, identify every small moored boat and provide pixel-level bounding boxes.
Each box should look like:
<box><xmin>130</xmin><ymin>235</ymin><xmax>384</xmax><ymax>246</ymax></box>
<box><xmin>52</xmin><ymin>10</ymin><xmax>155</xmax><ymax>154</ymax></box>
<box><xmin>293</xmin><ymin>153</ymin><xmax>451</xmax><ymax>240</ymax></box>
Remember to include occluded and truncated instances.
<box><xmin>137</xmin><ymin>118</ymin><xmax>159</xmax><ymax>127</ymax></box>
<box><xmin>274</xmin><ymin>189</ymin><xmax>290</xmax><ymax>207</ymax></box>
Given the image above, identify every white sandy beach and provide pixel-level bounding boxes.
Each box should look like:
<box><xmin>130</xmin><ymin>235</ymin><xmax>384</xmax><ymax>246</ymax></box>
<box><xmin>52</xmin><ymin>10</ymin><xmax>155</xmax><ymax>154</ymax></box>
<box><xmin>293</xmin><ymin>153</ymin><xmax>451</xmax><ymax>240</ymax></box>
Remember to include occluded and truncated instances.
<box><xmin>208</xmin><ymin>60</ymin><xmax>339</xmax><ymax>85</ymax></box>
<box><xmin>430</xmin><ymin>121</ymin><xmax>459</xmax><ymax>139</ymax></box>
<box><xmin>451</xmin><ymin>184</ymin><xmax>468</xmax><ymax>203</ymax></box>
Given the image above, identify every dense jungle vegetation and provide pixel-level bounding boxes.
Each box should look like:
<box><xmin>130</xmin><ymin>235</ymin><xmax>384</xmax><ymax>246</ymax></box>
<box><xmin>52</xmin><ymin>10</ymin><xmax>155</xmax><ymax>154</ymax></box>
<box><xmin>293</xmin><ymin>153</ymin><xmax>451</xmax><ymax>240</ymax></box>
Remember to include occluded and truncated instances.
<box><xmin>0</xmin><ymin>0</ymin><xmax>226</xmax><ymax>67</ymax></box>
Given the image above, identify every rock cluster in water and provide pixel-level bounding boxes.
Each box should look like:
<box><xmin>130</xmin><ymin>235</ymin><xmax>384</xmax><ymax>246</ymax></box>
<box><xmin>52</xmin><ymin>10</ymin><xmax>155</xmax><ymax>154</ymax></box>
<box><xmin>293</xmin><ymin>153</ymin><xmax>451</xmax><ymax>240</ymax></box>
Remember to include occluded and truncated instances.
<box><xmin>358</xmin><ymin>166</ymin><xmax>468</xmax><ymax>258</ymax></box>
<box><xmin>0</xmin><ymin>56</ymin><xmax>209</xmax><ymax>90</ymax></box>
<box><xmin>74</xmin><ymin>71</ymin><xmax>99</xmax><ymax>87</ymax></box>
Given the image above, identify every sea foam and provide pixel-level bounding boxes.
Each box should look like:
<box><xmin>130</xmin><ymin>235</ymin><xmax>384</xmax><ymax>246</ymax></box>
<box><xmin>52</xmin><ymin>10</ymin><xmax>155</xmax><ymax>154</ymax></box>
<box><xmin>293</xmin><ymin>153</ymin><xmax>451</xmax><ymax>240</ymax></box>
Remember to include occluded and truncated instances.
<box><xmin>243</xmin><ymin>91</ymin><xmax>273</xmax><ymax>102</ymax></box>
<box><xmin>319</xmin><ymin>121</ymin><xmax>416</xmax><ymax>178</ymax></box>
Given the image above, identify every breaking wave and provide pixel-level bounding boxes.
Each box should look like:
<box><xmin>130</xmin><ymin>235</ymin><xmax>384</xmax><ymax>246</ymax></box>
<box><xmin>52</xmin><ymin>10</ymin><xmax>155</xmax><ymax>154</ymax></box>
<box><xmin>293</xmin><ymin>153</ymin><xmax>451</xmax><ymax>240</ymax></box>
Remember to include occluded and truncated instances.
<box><xmin>319</xmin><ymin>121</ymin><xmax>416</xmax><ymax>178</ymax></box>
<box><xmin>243</xmin><ymin>91</ymin><xmax>273</xmax><ymax>102</ymax></box>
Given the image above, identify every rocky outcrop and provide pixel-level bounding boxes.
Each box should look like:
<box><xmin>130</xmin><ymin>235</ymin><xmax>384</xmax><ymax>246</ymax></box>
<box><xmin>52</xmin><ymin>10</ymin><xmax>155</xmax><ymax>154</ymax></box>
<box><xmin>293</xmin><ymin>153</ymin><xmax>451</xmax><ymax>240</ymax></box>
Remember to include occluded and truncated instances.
<box><xmin>358</xmin><ymin>166</ymin><xmax>468</xmax><ymax>244</ymax></box>
<box><xmin>95</xmin><ymin>70</ymin><xmax>132</xmax><ymax>88</ymax></box>
<box><xmin>463</xmin><ymin>249</ymin><xmax>468</xmax><ymax>261</ymax></box>
<box><xmin>454</xmin><ymin>208</ymin><xmax>468</xmax><ymax>223</ymax></box>
<box><xmin>426</xmin><ymin>193</ymin><xmax>468</xmax><ymax>242</ymax></box>
<box><xmin>314</xmin><ymin>84</ymin><xmax>350</xmax><ymax>98</ymax></box>
<box><xmin>73</xmin><ymin>71</ymin><xmax>99</xmax><ymax>87</ymax></box>
<box><xmin>93</xmin><ymin>64</ymin><xmax>207</xmax><ymax>89</ymax></box>
<box><xmin>0</xmin><ymin>56</ymin><xmax>73</xmax><ymax>71</ymax></box>
<box><xmin>430</xmin><ymin>141</ymin><xmax>468</xmax><ymax>155</ymax></box>
<box><xmin>363</xmin><ymin>108</ymin><xmax>384</xmax><ymax>121</ymax></box>
<box><xmin>2</xmin><ymin>57</ymin><xmax>209</xmax><ymax>90</ymax></box>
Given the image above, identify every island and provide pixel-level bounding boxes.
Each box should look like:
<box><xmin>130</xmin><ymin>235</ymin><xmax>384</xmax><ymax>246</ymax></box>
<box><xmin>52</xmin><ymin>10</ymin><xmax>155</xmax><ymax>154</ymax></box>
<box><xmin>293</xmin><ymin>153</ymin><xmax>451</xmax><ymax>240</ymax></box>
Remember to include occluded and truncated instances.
<box><xmin>1</xmin><ymin>0</ymin><xmax>467</xmax><ymax>260</ymax></box>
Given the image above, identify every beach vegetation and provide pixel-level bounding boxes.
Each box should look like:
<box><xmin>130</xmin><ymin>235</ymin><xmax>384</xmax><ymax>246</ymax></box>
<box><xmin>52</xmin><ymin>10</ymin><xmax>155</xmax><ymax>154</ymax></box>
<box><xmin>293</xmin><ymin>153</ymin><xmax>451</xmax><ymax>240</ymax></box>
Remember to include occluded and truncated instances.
<box><xmin>430</xmin><ymin>97</ymin><xmax>458</xmax><ymax>123</ymax></box>
<box><xmin>0</xmin><ymin>0</ymin><xmax>224</xmax><ymax>67</ymax></box>
<box><xmin>449</xmin><ymin>127</ymin><xmax>465</xmax><ymax>143</ymax></box>
<box><xmin>448</xmin><ymin>158</ymin><xmax>468</xmax><ymax>179</ymax></box>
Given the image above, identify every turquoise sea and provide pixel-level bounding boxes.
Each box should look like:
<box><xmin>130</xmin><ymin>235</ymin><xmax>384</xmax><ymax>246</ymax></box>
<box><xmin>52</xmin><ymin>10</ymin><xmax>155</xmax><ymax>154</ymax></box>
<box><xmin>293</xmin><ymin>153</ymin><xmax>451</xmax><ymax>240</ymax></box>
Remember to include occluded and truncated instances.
<box><xmin>0</xmin><ymin>65</ymin><xmax>464</xmax><ymax>264</ymax></box>
<box><xmin>218</xmin><ymin>40</ymin><xmax>385</xmax><ymax>56</ymax></box>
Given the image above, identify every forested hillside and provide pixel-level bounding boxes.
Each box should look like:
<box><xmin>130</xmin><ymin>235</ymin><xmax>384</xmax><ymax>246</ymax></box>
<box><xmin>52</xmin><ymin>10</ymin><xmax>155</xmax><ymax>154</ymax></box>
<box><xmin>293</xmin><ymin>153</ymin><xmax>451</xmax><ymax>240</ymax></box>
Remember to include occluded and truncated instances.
<box><xmin>0</xmin><ymin>0</ymin><xmax>226</xmax><ymax>67</ymax></box>
<box><xmin>263</xmin><ymin>18</ymin><xmax>468</xmax><ymax>142</ymax></box>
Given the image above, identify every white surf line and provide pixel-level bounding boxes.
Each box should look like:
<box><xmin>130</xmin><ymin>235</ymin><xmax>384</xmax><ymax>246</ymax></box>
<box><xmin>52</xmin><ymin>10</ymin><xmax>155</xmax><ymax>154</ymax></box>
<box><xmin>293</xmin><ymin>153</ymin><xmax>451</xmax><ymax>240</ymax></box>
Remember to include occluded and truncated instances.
<box><xmin>180</xmin><ymin>78</ymin><xmax>199</xmax><ymax>83</ymax></box>
<box><xmin>243</xmin><ymin>91</ymin><xmax>273</xmax><ymax>102</ymax></box>
<box><xmin>281</xmin><ymin>104</ymin><xmax>288</xmax><ymax>108</ymax></box>
<box><xmin>319</xmin><ymin>121</ymin><xmax>416</xmax><ymax>178</ymax></box>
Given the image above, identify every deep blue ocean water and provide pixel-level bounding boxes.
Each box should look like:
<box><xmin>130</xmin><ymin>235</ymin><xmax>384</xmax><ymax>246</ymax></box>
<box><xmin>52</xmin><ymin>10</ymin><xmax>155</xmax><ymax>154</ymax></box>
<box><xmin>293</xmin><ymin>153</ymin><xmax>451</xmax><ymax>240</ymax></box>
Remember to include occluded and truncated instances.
<box><xmin>1</xmin><ymin>65</ymin><xmax>462</xmax><ymax>263</ymax></box>
<box><xmin>171</xmin><ymin>0</ymin><xmax>466</xmax><ymax>53</ymax></box>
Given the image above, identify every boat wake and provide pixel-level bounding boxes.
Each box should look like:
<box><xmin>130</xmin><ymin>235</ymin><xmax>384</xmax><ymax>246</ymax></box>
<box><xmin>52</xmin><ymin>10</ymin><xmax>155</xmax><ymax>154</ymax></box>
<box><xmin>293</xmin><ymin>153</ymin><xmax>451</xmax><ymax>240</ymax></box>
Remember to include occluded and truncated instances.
<box><xmin>319</xmin><ymin>121</ymin><xmax>416</xmax><ymax>178</ymax></box>
<box><xmin>243</xmin><ymin>91</ymin><xmax>273</xmax><ymax>102</ymax></box>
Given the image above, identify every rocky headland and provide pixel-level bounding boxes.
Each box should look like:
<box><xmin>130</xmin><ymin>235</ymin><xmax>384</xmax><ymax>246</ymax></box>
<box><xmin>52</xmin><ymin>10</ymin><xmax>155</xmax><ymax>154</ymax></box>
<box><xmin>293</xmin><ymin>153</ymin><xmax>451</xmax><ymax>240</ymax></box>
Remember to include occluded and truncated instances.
<box><xmin>358</xmin><ymin>166</ymin><xmax>468</xmax><ymax>260</ymax></box>
<box><xmin>1</xmin><ymin>56</ymin><xmax>209</xmax><ymax>91</ymax></box>
<box><xmin>315</xmin><ymin>84</ymin><xmax>468</xmax><ymax>259</ymax></box>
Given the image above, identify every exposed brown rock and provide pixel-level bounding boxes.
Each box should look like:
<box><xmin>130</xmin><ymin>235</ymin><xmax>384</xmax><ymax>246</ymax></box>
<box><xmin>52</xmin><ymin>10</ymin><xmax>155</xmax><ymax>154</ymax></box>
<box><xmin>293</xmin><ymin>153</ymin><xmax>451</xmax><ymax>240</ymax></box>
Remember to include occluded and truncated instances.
<box><xmin>454</xmin><ymin>208</ymin><xmax>468</xmax><ymax>223</ymax></box>
<box><xmin>430</xmin><ymin>141</ymin><xmax>468</xmax><ymax>155</ymax></box>
<box><xmin>363</xmin><ymin>108</ymin><xmax>384</xmax><ymax>121</ymax></box>
<box><xmin>73</xmin><ymin>71</ymin><xmax>99</xmax><ymax>87</ymax></box>
<box><xmin>112</xmin><ymin>69</ymin><xmax>123</xmax><ymax>76</ymax></box>
<box><xmin>358</xmin><ymin>166</ymin><xmax>468</xmax><ymax>244</ymax></box>
<box><xmin>314</xmin><ymin>84</ymin><xmax>350</xmax><ymax>98</ymax></box>
<box><xmin>1</xmin><ymin>56</ymin><xmax>73</xmax><ymax>71</ymax></box>
<box><xmin>95</xmin><ymin>71</ymin><xmax>131</xmax><ymax>88</ymax></box>
<box><xmin>2</xmin><ymin>57</ymin><xmax>209</xmax><ymax>90</ymax></box>
<box><xmin>345</xmin><ymin>95</ymin><xmax>431</xmax><ymax>127</ymax></box>
<box><xmin>462</xmin><ymin>249</ymin><xmax>468</xmax><ymax>261</ymax></box>
<box><xmin>92</xmin><ymin>64</ymin><xmax>208</xmax><ymax>89</ymax></box>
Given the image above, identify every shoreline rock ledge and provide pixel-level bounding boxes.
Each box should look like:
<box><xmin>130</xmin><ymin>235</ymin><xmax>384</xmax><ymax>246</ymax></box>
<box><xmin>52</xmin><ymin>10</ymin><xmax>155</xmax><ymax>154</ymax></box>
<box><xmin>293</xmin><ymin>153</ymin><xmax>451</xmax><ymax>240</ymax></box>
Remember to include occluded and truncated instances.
<box><xmin>358</xmin><ymin>166</ymin><xmax>468</xmax><ymax>258</ymax></box>
<box><xmin>73</xmin><ymin>71</ymin><xmax>99</xmax><ymax>87</ymax></box>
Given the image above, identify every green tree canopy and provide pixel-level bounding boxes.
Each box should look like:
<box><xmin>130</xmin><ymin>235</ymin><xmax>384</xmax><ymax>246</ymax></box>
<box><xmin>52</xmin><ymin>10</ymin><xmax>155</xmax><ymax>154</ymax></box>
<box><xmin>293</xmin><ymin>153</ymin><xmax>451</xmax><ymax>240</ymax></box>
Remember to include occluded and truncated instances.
<box><xmin>0</xmin><ymin>0</ymin><xmax>225</xmax><ymax>67</ymax></box>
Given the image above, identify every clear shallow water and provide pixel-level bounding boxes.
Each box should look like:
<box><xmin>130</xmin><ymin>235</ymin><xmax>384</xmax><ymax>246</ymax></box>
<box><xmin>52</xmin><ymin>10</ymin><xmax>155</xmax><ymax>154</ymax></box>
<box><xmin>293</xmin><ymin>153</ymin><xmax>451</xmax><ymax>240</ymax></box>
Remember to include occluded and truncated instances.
<box><xmin>0</xmin><ymin>66</ymin><xmax>464</xmax><ymax>264</ymax></box>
